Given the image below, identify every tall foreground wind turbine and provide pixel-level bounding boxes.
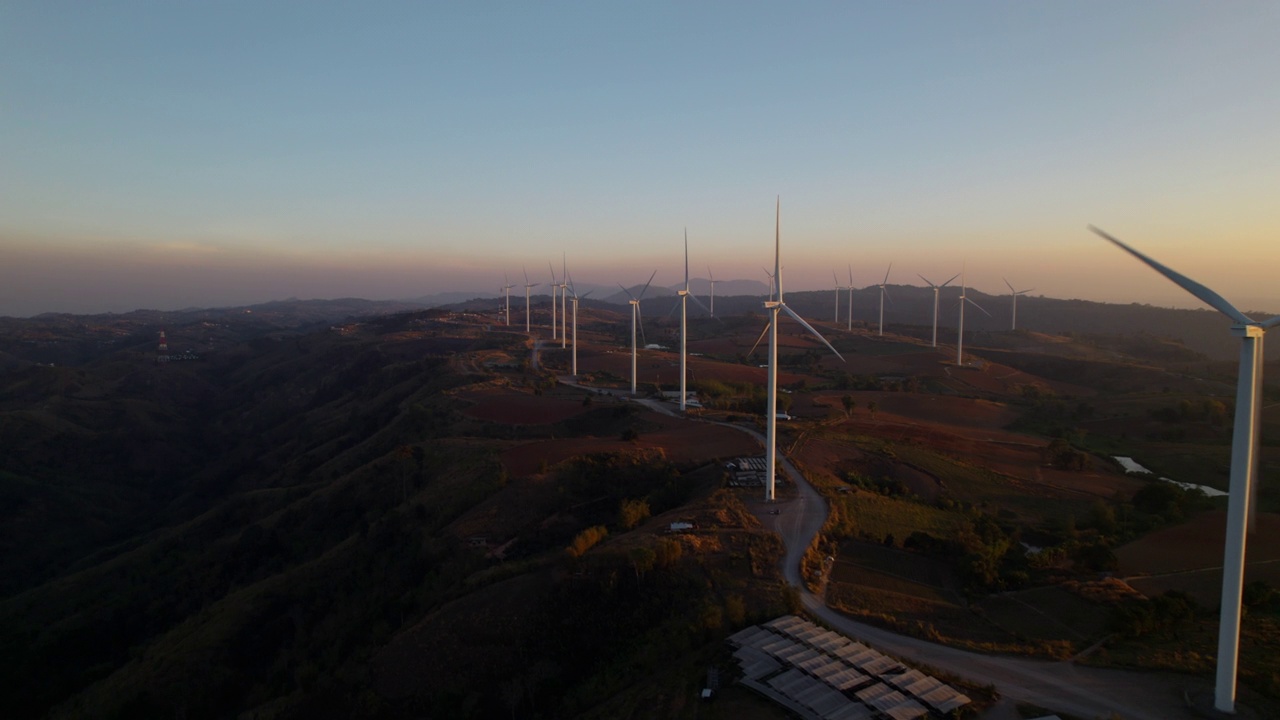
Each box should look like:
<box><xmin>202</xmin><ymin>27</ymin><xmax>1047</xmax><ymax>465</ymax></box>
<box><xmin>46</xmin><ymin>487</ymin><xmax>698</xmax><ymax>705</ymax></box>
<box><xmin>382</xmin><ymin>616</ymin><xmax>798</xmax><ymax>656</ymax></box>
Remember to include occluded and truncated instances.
<box><xmin>1003</xmin><ymin>278</ymin><xmax>1034</xmax><ymax>331</ymax></box>
<box><xmin>955</xmin><ymin>270</ymin><xmax>990</xmax><ymax>366</ymax></box>
<box><xmin>1092</xmin><ymin>225</ymin><xmax>1280</xmax><ymax>715</ymax></box>
<box><xmin>676</xmin><ymin>231</ymin><xmax>712</xmax><ymax>412</ymax></box>
<box><xmin>919</xmin><ymin>273</ymin><xmax>959</xmax><ymax>348</ymax></box>
<box><xmin>759</xmin><ymin>198</ymin><xmax>844</xmax><ymax>501</ymax></box>
<box><xmin>523</xmin><ymin>268</ymin><xmax>538</xmax><ymax>333</ymax></box>
<box><xmin>620</xmin><ymin>270</ymin><xmax>657</xmax><ymax>395</ymax></box>
<box><xmin>877</xmin><ymin>264</ymin><xmax>893</xmax><ymax>336</ymax></box>
<box><xmin>501</xmin><ymin>275</ymin><xmax>514</xmax><ymax>326</ymax></box>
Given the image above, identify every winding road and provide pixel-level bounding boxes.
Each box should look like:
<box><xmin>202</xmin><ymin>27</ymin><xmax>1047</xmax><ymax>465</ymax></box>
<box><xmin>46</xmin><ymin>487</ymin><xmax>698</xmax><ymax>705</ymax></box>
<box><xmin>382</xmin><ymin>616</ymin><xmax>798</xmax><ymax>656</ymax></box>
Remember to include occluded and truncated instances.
<box><xmin>559</xmin><ymin>380</ymin><xmax>1205</xmax><ymax>719</ymax></box>
<box><xmin>744</xmin><ymin>426</ymin><xmax>1202</xmax><ymax>720</ymax></box>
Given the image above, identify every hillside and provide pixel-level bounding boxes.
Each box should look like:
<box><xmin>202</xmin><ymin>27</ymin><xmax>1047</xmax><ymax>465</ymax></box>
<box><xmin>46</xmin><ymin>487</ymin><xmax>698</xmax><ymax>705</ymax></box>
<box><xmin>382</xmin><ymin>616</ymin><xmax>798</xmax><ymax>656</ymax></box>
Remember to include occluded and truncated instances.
<box><xmin>1</xmin><ymin>299</ymin><xmax>1279</xmax><ymax>718</ymax></box>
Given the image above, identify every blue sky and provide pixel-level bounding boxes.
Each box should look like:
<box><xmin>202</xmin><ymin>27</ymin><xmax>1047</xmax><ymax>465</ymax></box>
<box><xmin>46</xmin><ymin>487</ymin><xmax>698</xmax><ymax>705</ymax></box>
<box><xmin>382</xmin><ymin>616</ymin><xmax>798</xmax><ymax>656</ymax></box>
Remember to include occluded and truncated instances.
<box><xmin>2</xmin><ymin>2</ymin><xmax>1278</xmax><ymax>316</ymax></box>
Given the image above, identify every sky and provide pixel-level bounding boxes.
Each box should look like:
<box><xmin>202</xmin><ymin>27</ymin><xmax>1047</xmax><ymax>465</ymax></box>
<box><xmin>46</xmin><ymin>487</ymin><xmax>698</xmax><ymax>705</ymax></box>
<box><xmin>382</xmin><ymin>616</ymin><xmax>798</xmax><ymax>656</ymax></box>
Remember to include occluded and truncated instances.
<box><xmin>2</xmin><ymin>2</ymin><xmax>1278</xmax><ymax>317</ymax></box>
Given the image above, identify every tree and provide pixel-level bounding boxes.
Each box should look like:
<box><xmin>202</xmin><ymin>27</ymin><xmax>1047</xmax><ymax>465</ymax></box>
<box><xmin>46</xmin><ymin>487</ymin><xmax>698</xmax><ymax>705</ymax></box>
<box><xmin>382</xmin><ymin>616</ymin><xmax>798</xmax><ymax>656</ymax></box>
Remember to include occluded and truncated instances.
<box><xmin>842</xmin><ymin>395</ymin><xmax>856</xmax><ymax>417</ymax></box>
<box><xmin>618</xmin><ymin>498</ymin><xmax>651</xmax><ymax>530</ymax></box>
<box><xmin>867</xmin><ymin>401</ymin><xmax>878</xmax><ymax>420</ymax></box>
<box><xmin>628</xmin><ymin>546</ymin><xmax>656</xmax><ymax>580</ymax></box>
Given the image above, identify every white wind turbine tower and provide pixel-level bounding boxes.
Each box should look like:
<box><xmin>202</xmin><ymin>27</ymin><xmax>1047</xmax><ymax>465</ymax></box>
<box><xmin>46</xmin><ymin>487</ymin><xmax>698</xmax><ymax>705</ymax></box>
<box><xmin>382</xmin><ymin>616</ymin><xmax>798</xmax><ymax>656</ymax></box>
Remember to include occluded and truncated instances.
<box><xmin>566</xmin><ymin>272</ymin><xmax>590</xmax><ymax>377</ymax></box>
<box><xmin>757</xmin><ymin>198</ymin><xmax>844</xmax><ymax>502</ymax></box>
<box><xmin>675</xmin><ymin>230</ymin><xmax>712</xmax><ymax>413</ymax></box>
<box><xmin>558</xmin><ymin>255</ymin><xmax>570</xmax><ymax>349</ymax></box>
<box><xmin>1091</xmin><ymin>225</ymin><xmax>1280</xmax><ymax>715</ymax></box>
<box><xmin>522</xmin><ymin>268</ymin><xmax>539</xmax><ymax>333</ymax></box>
<box><xmin>918</xmin><ymin>272</ymin><xmax>960</xmax><ymax>348</ymax></box>
<box><xmin>547</xmin><ymin>262</ymin><xmax>560</xmax><ymax>341</ymax></box>
<box><xmin>501</xmin><ymin>275</ymin><xmax>515</xmax><ymax>326</ymax></box>
<box><xmin>845</xmin><ymin>265</ymin><xmax>856</xmax><ymax>331</ymax></box>
<box><xmin>876</xmin><ymin>263</ymin><xmax>893</xmax><ymax>336</ymax></box>
<box><xmin>1003</xmin><ymin>278</ymin><xmax>1034</xmax><ymax>331</ymax></box>
<box><xmin>955</xmin><ymin>269</ymin><xmax>990</xmax><ymax>366</ymax></box>
<box><xmin>832</xmin><ymin>270</ymin><xmax>842</xmax><ymax>324</ymax></box>
<box><xmin>620</xmin><ymin>270</ymin><xmax>657</xmax><ymax>395</ymax></box>
<box><xmin>707</xmin><ymin>267</ymin><xmax>716</xmax><ymax>318</ymax></box>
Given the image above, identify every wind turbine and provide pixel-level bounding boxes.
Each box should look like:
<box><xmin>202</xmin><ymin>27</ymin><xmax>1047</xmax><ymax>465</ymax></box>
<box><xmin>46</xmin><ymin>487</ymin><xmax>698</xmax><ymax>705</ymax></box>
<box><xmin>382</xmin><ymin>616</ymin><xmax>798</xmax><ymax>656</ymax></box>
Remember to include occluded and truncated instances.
<box><xmin>763</xmin><ymin>267</ymin><xmax>776</xmax><ymax>301</ymax></box>
<box><xmin>559</xmin><ymin>255</ymin><xmax>570</xmax><ymax>349</ymax></box>
<box><xmin>674</xmin><ymin>230</ymin><xmax>712</xmax><ymax>413</ymax></box>
<box><xmin>758</xmin><ymin>198</ymin><xmax>844</xmax><ymax>502</ymax></box>
<box><xmin>522</xmin><ymin>268</ymin><xmax>538</xmax><ymax>333</ymax></box>
<box><xmin>833</xmin><ymin>270</ymin><xmax>842</xmax><ymax>324</ymax></box>
<box><xmin>707</xmin><ymin>266</ymin><xmax>716</xmax><ymax>318</ymax></box>
<box><xmin>955</xmin><ymin>269</ymin><xmax>990</xmax><ymax>366</ymax></box>
<box><xmin>1091</xmin><ymin>225</ymin><xmax>1280</xmax><ymax>715</ymax></box>
<box><xmin>918</xmin><ymin>272</ymin><xmax>960</xmax><ymax>348</ymax></box>
<box><xmin>876</xmin><ymin>263</ymin><xmax>893</xmax><ymax>336</ymax></box>
<box><xmin>620</xmin><ymin>270</ymin><xmax>657</xmax><ymax>395</ymax></box>
<box><xmin>1003</xmin><ymin>278</ymin><xmax>1035</xmax><ymax>331</ymax></box>
<box><xmin>548</xmin><ymin>262</ymin><xmax>560</xmax><ymax>341</ymax></box>
<box><xmin>501</xmin><ymin>275</ymin><xmax>514</xmax><ymax>326</ymax></box>
<box><xmin>845</xmin><ymin>264</ymin><xmax>856</xmax><ymax>331</ymax></box>
<box><xmin>567</xmin><ymin>272</ymin><xmax>590</xmax><ymax>377</ymax></box>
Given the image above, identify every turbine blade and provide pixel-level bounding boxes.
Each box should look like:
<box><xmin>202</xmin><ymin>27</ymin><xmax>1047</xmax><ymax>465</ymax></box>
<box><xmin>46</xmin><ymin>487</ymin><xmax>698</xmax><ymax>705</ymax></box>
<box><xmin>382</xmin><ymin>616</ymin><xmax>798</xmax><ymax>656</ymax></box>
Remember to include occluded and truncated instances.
<box><xmin>848</xmin><ymin>263</ymin><xmax>853</xmax><ymax>286</ymax></box>
<box><xmin>523</xmin><ymin>266</ymin><xmax>529</xmax><ymax>285</ymax></box>
<box><xmin>941</xmin><ymin>273</ymin><xmax>959</xmax><ymax>288</ymax></box>
<box><xmin>707</xmin><ymin>266</ymin><xmax>714</xmax><ymax>282</ymax></box>
<box><xmin>883</xmin><ymin>285</ymin><xmax>893</xmax><ymax>305</ymax></box>
<box><xmin>637</xmin><ymin>307</ymin><xmax>647</xmax><ymax>347</ymax></box>
<box><xmin>748</xmin><ymin>321</ymin><xmax>771</xmax><ymax>356</ymax></box>
<box><xmin>966</xmin><ymin>297</ymin><xmax>992</xmax><ymax>317</ymax></box>
<box><xmin>619</xmin><ymin>283</ymin><xmax>637</xmax><ymax>302</ymax></box>
<box><xmin>639</xmin><ymin>269</ymin><xmax>657</xmax><ymax>300</ymax></box>
<box><xmin>1019</xmin><ymin>287</ymin><xmax>1035</xmax><ymax>295</ymax></box>
<box><xmin>1004</xmin><ymin>277</ymin><xmax>1015</xmax><ymax>293</ymax></box>
<box><xmin>666</xmin><ymin>297</ymin><xmax>681</xmax><ymax>319</ymax></box>
<box><xmin>882</xmin><ymin>262</ymin><xmax>892</xmax><ymax>285</ymax></box>
<box><xmin>775</xmin><ymin>197</ymin><xmax>783</xmax><ymax>300</ymax></box>
<box><xmin>1263</xmin><ymin>316</ymin><xmax>1280</xmax><ymax>329</ymax></box>
<box><xmin>918</xmin><ymin>274</ymin><xmax>934</xmax><ymax>288</ymax></box>
<box><xmin>1089</xmin><ymin>225</ymin><xmax>1250</xmax><ymax>325</ymax></box>
<box><xmin>684</xmin><ymin>228</ymin><xmax>690</xmax><ymax>290</ymax></box>
<box><xmin>782</xmin><ymin>304</ymin><xmax>845</xmax><ymax>361</ymax></box>
<box><xmin>688</xmin><ymin>292</ymin><xmax>711</xmax><ymax>316</ymax></box>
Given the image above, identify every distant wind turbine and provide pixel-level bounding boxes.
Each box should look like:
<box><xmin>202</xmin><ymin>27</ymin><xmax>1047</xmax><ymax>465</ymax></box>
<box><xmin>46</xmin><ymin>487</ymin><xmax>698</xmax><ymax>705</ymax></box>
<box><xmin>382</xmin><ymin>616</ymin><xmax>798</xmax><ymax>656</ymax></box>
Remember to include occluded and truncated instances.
<box><xmin>567</xmin><ymin>272</ymin><xmax>590</xmax><ymax>377</ymax></box>
<box><xmin>1092</xmin><ymin>225</ymin><xmax>1280</xmax><ymax>715</ymax></box>
<box><xmin>763</xmin><ymin>267</ymin><xmax>776</xmax><ymax>301</ymax></box>
<box><xmin>877</xmin><ymin>263</ymin><xmax>893</xmax><ymax>336</ymax></box>
<box><xmin>707</xmin><ymin>266</ymin><xmax>716</xmax><ymax>318</ymax></box>
<box><xmin>918</xmin><ymin>272</ymin><xmax>960</xmax><ymax>348</ymax></box>
<box><xmin>832</xmin><ymin>270</ymin><xmax>842</xmax><ymax>324</ymax></box>
<box><xmin>675</xmin><ymin>230</ymin><xmax>712</xmax><ymax>413</ymax></box>
<box><xmin>620</xmin><ymin>270</ymin><xmax>657</xmax><ymax>395</ymax></box>
<box><xmin>757</xmin><ymin>198</ymin><xmax>845</xmax><ymax>502</ymax></box>
<box><xmin>955</xmin><ymin>269</ymin><xmax>990</xmax><ymax>366</ymax></box>
<box><xmin>845</xmin><ymin>264</ymin><xmax>856</xmax><ymax>331</ymax></box>
<box><xmin>548</xmin><ymin>262</ymin><xmax>559</xmax><ymax>341</ymax></box>
<box><xmin>1003</xmin><ymin>278</ymin><xmax>1035</xmax><ymax>331</ymax></box>
<box><xmin>501</xmin><ymin>275</ymin><xmax>515</xmax><ymax>326</ymax></box>
<box><xmin>559</xmin><ymin>255</ymin><xmax>570</xmax><ymax>348</ymax></box>
<box><xmin>523</xmin><ymin>268</ymin><xmax>538</xmax><ymax>333</ymax></box>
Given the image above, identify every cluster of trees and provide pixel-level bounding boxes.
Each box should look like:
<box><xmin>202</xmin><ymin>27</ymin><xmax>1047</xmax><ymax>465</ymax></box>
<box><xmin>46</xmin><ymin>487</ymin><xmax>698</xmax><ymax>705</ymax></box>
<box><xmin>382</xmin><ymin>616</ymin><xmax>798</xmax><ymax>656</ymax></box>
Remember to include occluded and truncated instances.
<box><xmin>1110</xmin><ymin>591</ymin><xmax>1200</xmax><ymax>640</ymax></box>
<box><xmin>1149</xmin><ymin>397</ymin><xmax>1230</xmax><ymax>426</ymax></box>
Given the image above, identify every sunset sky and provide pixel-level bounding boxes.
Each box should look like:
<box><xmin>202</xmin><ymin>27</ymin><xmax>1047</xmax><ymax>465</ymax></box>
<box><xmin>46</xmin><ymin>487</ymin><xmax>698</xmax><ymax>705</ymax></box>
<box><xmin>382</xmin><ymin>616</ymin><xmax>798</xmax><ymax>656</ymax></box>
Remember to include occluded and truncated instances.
<box><xmin>2</xmin><ymin>2</ymin><xmax>1277</xmax><ymax>317</ymax></box>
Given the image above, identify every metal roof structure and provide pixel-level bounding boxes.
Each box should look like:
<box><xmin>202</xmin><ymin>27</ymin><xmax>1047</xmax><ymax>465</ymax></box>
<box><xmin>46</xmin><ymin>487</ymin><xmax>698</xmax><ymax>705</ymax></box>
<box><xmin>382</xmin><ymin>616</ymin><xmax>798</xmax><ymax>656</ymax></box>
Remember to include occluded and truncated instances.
<box><xmin>727</xmin><ymin>615</ymin><xmax>971</xmax><ymax>720</ymax></box>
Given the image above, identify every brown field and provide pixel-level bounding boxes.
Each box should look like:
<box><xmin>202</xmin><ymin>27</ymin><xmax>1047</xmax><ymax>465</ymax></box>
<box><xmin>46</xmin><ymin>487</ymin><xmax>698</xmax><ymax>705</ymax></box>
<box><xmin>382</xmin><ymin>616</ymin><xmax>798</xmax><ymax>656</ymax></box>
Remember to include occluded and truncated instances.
<box><xmin>458</xmin><ymin>388</ymin><xmax>590</xmax><ymax>424</ymax></box>
<box><xmin>1117</xmin><ymin>511</ymin><xmax>1280</xmax><ymax>605</ymax></box>
<box><xmin>500</xmin><ymin>410</ymin><xmax>759</xmax><ymax>477</ymax></box>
